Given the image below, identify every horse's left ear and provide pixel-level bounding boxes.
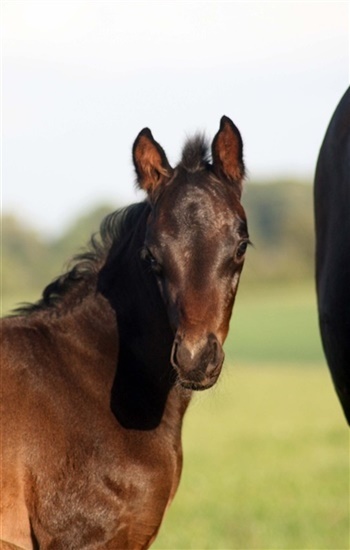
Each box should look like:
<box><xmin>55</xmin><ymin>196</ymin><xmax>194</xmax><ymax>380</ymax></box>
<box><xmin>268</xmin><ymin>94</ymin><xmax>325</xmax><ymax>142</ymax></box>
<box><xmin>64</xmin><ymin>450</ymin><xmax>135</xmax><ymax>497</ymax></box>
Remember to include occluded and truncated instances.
<box><xmin>133</xmin><ymin>128</ymin><xmax>173</xmax><ymax>199</ymax></box>
<box><xmin>211</xmin><ymin>116</ymin><xmax>245</xmax><ymax>197</ymax></box>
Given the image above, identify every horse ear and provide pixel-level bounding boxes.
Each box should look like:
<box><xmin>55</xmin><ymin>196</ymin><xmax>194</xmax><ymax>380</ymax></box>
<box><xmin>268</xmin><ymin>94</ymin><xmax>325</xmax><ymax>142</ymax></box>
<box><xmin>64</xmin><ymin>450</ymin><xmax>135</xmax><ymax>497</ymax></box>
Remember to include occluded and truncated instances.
<box><xmin>133</xmin><ymin>128</ymin><xmax>173</xmax><ymax>199</ymax></box>
<box><xmin>211</xmin><ymin>116</ymin><xmax>245</xmax><ymax>197</ymax></box>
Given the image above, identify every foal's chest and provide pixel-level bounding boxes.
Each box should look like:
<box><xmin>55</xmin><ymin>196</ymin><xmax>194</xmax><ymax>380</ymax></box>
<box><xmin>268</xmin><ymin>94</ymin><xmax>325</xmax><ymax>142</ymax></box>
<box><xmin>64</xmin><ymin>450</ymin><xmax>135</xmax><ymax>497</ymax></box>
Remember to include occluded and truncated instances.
<box><xmin>30</xmin><ymin>424</ymin><xmax>183</xmax><ymax>549</ymax></box>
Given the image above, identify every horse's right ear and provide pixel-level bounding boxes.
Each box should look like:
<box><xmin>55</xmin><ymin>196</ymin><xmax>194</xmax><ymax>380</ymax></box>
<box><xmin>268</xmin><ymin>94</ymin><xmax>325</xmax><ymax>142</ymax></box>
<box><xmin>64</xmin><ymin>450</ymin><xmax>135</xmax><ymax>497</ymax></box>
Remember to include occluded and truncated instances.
<box><xmin>133</xmin><ymin>129</ymin><xmax>173</xmax><ymax>200</ymax></box>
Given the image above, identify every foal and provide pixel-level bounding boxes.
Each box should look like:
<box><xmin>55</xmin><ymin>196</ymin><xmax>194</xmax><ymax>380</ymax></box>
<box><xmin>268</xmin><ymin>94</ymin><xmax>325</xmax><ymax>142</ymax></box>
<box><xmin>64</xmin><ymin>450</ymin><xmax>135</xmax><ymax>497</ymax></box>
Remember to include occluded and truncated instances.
<box><xmin>1</xmin><ymin>116</ymin><xmax>249</xmax><ymax>549</ymax></box>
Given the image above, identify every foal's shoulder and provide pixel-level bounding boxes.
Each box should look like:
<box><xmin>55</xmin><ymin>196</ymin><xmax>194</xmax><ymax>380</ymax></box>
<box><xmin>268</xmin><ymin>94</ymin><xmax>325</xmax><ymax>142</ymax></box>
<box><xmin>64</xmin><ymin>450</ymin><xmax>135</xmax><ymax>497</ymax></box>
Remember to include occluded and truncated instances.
<box><xmin>0</xmin><ymin>314</ymin><xmax>51</xmax><ymax>371</ymax></box>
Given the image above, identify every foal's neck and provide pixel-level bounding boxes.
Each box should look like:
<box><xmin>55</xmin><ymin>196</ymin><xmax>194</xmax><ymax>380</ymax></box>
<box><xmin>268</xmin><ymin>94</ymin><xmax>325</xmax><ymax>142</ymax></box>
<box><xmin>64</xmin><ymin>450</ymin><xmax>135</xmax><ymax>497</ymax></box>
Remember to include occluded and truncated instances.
<box><xmin>43</xmin><ymin>288</ymin><xmax>118</xmax><ymax>398</ymax></box>
<box><xmin>50</xmin><ymin>278</ymin><xmax>191</xmax><ymax>432</ymax></box>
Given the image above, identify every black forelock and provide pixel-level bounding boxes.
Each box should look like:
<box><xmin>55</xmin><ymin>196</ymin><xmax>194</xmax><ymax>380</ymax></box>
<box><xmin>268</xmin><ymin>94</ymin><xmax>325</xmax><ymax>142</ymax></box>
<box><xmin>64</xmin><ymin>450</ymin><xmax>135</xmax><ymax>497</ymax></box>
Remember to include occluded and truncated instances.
<box><xmin>179</xmin><ymin>134</ymin><xmax>211</xmax><ymax>173</ymax></box>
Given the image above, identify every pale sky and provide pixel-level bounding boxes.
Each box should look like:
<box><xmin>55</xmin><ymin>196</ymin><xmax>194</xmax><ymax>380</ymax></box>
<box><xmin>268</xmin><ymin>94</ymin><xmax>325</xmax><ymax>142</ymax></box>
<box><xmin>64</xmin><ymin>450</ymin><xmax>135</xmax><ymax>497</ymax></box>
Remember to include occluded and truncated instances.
<box><xmin>2</xmin><ymin>1</ymin><xmax>349</xmax><ymax>237</ymax></box>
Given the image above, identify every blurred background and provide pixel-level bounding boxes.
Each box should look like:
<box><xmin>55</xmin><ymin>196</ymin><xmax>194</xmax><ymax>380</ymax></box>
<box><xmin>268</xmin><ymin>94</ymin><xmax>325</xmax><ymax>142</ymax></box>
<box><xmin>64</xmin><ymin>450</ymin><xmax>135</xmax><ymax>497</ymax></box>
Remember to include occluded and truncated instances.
<box><xmin>2</xmin><ymin>2</ymin><xmax>349</xmax><ymax>548</ymax></box>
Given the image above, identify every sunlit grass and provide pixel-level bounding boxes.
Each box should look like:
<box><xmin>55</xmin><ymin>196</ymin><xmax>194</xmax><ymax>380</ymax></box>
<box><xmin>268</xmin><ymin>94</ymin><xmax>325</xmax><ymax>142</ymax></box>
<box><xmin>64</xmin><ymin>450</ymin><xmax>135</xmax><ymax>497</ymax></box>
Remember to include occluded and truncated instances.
<box><xmin>225</xmin><ymin>280</ymin><xmax>324</xmax><ymax>364</ymax></box>
<box><xmin>153</xmin><ymin>365</ymin><xmax>349</xmax><ymax>550</ymax></box>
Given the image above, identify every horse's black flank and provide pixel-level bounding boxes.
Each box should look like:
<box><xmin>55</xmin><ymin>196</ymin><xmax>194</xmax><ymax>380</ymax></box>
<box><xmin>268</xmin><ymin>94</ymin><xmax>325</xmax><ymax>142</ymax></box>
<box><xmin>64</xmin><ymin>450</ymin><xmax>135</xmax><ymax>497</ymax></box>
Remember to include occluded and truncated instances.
<box><xmin>315</xmin><ymin>87</ymin><xmax>350</xmax><ymax>424</ymax></box>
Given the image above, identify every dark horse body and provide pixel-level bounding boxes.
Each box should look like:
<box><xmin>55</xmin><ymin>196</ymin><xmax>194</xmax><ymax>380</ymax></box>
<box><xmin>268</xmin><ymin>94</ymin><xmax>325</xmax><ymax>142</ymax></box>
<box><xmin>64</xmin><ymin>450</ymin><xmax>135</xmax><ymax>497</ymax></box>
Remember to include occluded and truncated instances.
<box><xmin>315</xmin><ymin>87</ymin><xmax>350</xmax><ymax>424</ymax></box>
<box><xmin>1</xmin><ymin>117</ymin><xmax>249</xmax><ymax>549</ymax></box>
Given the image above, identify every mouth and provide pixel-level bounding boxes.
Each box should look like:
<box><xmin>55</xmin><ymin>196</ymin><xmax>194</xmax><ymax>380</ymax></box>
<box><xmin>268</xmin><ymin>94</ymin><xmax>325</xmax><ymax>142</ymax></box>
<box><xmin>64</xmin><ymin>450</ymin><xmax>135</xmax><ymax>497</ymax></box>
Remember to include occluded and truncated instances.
<box><xmin>180</xmin><ymin>381</ymin><xmax>214</xmax><ymax>391</ymax></box>
<box><xmin>179</xmin><ymin>374</ymin><xmax>219</xmax><ymax>392</ymax></box>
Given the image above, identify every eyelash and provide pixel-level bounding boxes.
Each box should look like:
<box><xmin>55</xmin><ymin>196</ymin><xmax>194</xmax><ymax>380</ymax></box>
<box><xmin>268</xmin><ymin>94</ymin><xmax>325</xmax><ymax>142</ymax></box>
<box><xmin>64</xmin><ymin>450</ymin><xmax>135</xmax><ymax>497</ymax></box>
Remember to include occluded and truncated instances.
<box><xmin>236</xmin><ymin>240</ymin><xmax>250</xmax><ymax>260</ymax></box>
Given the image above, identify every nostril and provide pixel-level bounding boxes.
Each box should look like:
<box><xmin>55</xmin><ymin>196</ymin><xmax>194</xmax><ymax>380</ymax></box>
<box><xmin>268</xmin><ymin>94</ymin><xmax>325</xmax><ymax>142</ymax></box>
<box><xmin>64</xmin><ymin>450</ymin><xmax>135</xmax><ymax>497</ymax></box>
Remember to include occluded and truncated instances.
<box><xmin>170</xmin><ymin>342</ymin><xmax>177</xmax><ymax>368</ymax></box>
<box><xmin>211</xmin><ymin>338</ymin><xmax>218</xmax><ymax>363</ymax></box>
<box><xmin>171</xmin><ymin>335</ymin><xmax>193</xmax><ymax>370</ymax></box>
<box><xmin>208</xmin><ymin>333</ymin><xmax>219</xmax><ymax>361</ymax></box>
<box><xmin>170</xmin><ymin>336</ymin><xmax>180</xmax><ymax>368</ymax></box>
<box><xmin>206</xmin><ymin>334</ymin><xmax>224</xmax><ymax>373</ymax></box>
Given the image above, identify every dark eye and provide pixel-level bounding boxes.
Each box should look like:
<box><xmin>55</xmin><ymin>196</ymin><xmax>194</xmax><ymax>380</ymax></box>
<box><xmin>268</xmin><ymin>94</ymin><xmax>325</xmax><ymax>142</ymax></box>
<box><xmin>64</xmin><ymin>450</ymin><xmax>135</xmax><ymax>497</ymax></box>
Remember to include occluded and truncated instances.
<box><xmin>142</xmin><ymin>248</ymin><xmax>163</xmax><ymax>275</ymax></box>
<box><xmin>236</xmin><ymin>240</ymin><xmax>248</xmax><ymax>260</ymax></box>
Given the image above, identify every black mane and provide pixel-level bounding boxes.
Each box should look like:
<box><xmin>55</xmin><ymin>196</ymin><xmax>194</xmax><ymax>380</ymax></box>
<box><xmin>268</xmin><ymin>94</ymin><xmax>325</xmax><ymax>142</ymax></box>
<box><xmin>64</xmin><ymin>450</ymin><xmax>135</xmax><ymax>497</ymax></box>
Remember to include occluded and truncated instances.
<box><xmin>13</xmin><ymin>202</ymin><xmax>149</xmax><ymax>316</ymax></box>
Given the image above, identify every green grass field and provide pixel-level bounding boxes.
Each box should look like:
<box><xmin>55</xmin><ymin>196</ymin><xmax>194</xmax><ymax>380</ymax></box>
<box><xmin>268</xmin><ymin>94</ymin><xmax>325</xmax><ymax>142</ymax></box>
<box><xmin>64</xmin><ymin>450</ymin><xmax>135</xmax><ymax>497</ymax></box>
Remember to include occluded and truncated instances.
<box><xmin>153</xmin><ymin>365</ymin><xmax>348</xmax><ymax>550</ymax></box>
<box><xmin>225</xmin><ymin>281</ymin><xmax>324</xmax><ymax>365</ymax></box>
<box><xmin>153</xmin><ymin>282</ymin><xmax>349</xmax><ymax>550</ymax></box>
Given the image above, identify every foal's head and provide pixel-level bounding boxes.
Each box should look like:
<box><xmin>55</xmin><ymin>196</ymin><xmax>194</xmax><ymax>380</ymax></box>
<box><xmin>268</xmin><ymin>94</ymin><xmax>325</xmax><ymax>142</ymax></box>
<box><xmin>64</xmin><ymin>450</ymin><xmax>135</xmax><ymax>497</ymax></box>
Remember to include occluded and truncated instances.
<box><xmin>133</xmin><ymin>116</ymin><xmax>249</xmax><ymax>391</ymax></box>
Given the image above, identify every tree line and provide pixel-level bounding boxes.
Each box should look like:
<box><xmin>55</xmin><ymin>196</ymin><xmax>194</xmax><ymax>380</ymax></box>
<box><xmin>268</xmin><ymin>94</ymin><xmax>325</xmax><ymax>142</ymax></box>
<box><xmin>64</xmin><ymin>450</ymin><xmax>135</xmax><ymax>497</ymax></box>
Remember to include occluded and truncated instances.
<box><xmin>2</xmin><ymin>180</ymin><xmax>315</xmax><ymax>313</ymax></box>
